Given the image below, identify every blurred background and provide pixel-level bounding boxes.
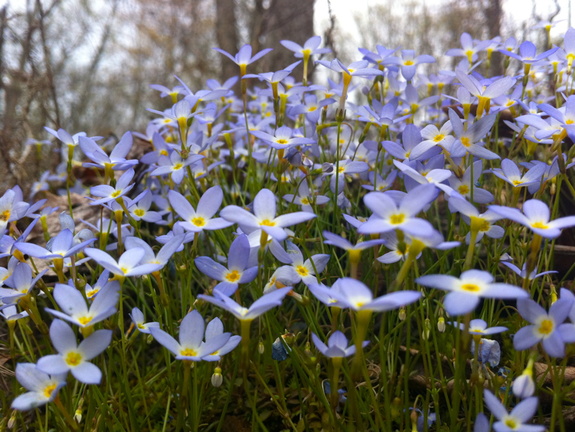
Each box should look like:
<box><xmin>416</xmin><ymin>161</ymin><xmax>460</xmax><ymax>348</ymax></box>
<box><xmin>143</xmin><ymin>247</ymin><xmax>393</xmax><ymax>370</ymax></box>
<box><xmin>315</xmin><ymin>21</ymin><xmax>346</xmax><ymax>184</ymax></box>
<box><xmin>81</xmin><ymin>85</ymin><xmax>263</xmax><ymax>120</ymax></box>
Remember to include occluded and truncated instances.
<box><xmin>0</xmin><ymin>0</ymin><xmax>573</xmax><ymax>189</ymax></box>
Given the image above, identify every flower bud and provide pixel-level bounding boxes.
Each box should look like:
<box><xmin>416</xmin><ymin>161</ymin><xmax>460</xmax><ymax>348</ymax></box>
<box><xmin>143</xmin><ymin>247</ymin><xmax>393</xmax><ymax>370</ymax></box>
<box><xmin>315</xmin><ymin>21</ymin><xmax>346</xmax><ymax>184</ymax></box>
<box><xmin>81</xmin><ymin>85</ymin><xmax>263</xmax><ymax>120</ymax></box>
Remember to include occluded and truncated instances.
<box><xmin>512</xmin><ymin>359</ymin><xmax>535</xmax><ymax>398</ymax></box>
<box><xmin>421</xmin><ymin>318</ymin><xmax>431</xmax><ymax>340</ymax></box>
<box><xmin>437</xmin><ymin>317</ymin><xmax>446</xmax><ymax>333</ymax></box>
<box><xmin>211</xmin><ymin>367</ymin><xmax>223</xmax><ymax>387</ymax></box>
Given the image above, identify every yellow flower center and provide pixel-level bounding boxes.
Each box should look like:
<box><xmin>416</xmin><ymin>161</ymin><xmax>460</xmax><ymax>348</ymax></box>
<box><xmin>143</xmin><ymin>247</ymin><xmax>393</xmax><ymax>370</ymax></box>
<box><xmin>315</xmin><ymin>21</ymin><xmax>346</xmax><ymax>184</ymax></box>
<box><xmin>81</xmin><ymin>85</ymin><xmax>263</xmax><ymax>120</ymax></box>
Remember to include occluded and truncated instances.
<box><xmin>78</xmin><ymin>316</ymin><xmax>93</xmax><ymax>326</ymax></box>
<box><xmin>461</xmin><ymin>137</ymin><xmax>471</xmax><ymax>147</ymax></box>
<box><xmin>477</xmin><ymin>219</ymin><xmax>491</xmax><ymax>232</ymax></box>
<box><xmin>86</xmin><ymin>288</ymin><xmax>99</xmax><ymax>299</ymax></box>
<box><xmin>307</xmin><ymin>106</ymin><xmax>317</xmax><ymax>112</ymax></box>
<box><xmin>276</xmin><ymin>139</ymin><xmax>289</xmax><ymax>145</ymax></box>
<box><xmin>260</xmin><ymin>219</ymin><xmax>276</xmax><ymax>227</ymax></box>
<box><xmin>173</xmin><ymin>163</ymin><xmax>183</xmax><ymax>170</ymax></box>
<box><xmin>159</xmin><ymin>149</ymin><xmax>169</xmax><ymax>156</ymax></box>
<box><xmin>192</xmin><ymin>216</ymin><xmax>206</xmax><ymax>227</ymax></box>
<box><xmin>458</xmin><ymin>184</ymin><xmax>470</xmax><ymax>195</ymax></box>
<box><xmin>0</xmin><ymin>210</ymin><xmax>10</xmax><ymax>222</ymax></box>
<box><xmin>43</xmin><ymin>383</ymin><xmax>58</xmax><ymax>399</ymax></box>
<box><xmin>433</xmin><ymin>134</ymin><xmax>445</xmax><ymax>142</ymax></box>
<box><xmin>531</xmin><ymin>221</ymin><xmax>548</xmax><ymax>229</ymax></box>
<box><xmin>300</xmin><ymin>197</ymin><xmax>310</xmax><ymax>205</ymax></box>
<box><xmin>65</xmin><ymin>351</ymin><xmax>83</xmax><ymax>367</ymax></box>
<box><xmin>538</xmin><ymin>318</ymin><xmax>554</xmax><ymax>335</ymax></box>
<box><xmin>224</xmin><ymin>270</ymin><xmax>241</xmax><ymax>282</ymax></box>
<box><xmin>134</xmin><ymin>209</ymin><xmax>145</xmax><ymax>217</ymax></box>
<box><xmin>504</xmin><ymin>417</ymin><xmax>518</xmax><ymax>429</ymax></box>
<box><xmin>110</xmin><ymin>190</ymin><xmax>122</xmax><ymax>198</ymax></box>
<box><xmin>566</xmin><ymin>119</ymin><xmax>574</xmax><ymax>125</ymax></box>
<box><xmin>461</xmin><ymin>283</ymin><xmax>481</xmax><ymax>292</ymax></box>
<box><xmin>403</xmin><ymin>60</ymin><xmax>414</xmax><ymax>66</ymax></box>
<box><xmin>389</xmin><ymin>213</ymin><xmax>405</xmax><ymax>225</ymax></box>
<box><xmin>180</xmin><ymin>348</ymin><xmax>198</xmax><ymax>357</ymax></box>
<box><xmin>295</xmin><ymin>265</ymin><xmax>309</xmax><ymax>277</ymax></box>
<box><xmin>512</xmin><ymin>180</ymin><xmax>523</xmax><ymax>186</ymax></box>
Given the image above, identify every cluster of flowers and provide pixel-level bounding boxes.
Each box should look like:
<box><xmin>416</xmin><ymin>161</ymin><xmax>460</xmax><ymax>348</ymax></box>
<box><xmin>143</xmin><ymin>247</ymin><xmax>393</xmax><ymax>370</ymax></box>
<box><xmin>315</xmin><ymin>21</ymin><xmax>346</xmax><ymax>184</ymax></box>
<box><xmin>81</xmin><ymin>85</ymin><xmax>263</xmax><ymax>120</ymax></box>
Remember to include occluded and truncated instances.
<box><xmin>3</xmin><ymin>25</ymin><xmax>575</xmax><ymax>430</ymax></box>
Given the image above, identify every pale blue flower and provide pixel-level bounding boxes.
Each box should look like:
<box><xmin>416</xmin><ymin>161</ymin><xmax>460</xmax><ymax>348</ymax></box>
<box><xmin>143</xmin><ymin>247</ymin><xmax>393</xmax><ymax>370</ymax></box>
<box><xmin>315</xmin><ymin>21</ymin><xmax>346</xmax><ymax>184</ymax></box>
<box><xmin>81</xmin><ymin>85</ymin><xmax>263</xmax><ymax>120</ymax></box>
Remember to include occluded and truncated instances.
<box><xmin>311</xmin><ymin>331</ymin><xmax>367</xmax><ymax>358</ymax></box>
<box><xmin>514</xmin><ymin>296</ymin><xmax>572</xmax><ymax>357</ymax></box>
<box><xmin>11</xmin><ymin>363</ymin><xmax>66</xmax><ymax>411</ymax></box>
<box><xmin>483</xmin><ymin>389</ymin><xmax>544</xmax><ymax>432</ymax></box>
<box><xmin>220</xmin><ymin>188</ymin><xmax>316</xmax><ymax>241</ymax></box>
<box><xmin>45</xmin><ymin>282</ymin><xmax>119</xmax><ymax>328</ymax></box>
<box><xmin>490</xmin><ymin>199</ymin><xmax>575</xmax><ymax>239</ymax></box>
<box><xmin>416</xmin><ymin>270</ymin><xmax>528</xmax><ymax>316</ymax></box>
<box><xmin>37</xmin><ymin>319</ymin><xmax>112</xmax><ymax>384</ymax></box>
<box><xmin>150</xmin><ymin>309</ymin><xmax>236</xmax><ymax>361</ymax></box>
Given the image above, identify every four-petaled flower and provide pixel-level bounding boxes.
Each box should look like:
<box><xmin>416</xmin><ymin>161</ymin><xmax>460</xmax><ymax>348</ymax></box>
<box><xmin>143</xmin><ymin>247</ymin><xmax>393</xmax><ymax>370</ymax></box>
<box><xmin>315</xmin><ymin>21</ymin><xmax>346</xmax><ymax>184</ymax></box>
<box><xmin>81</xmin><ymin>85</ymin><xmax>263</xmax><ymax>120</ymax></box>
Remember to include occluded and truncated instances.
<box><xmin>416</xmin><ymin>270</ymin><xmax>528</xmax><ymax>316</ymax></box>
<box><xmin>220</xmin><ymin>188</ymin><xmax>316</xmax><ymax>241</ymax></box>
<box><xmin>37</xmin><ymin>319</ymin><xmax>112</xmax><ymax>384</ymax></box>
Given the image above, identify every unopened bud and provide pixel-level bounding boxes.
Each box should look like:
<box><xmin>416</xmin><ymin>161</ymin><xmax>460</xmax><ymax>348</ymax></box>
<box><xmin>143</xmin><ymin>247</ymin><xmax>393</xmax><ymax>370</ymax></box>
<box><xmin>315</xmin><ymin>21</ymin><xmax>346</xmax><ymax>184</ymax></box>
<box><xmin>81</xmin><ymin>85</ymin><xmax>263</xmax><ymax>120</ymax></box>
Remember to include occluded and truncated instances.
<box><xmin>421</xmin><ymin>318</ymin><xmax>431</xmax><ymax>340</ymax></box>
<box><xmin>211</xmin><ymin>367</ymin><xmax>223</xmax><ymax>387</ymax></box>
<box><xmin>8</xmin><ymin>411</ymin><xmax>17</xmax><ymax>429</ymax></box>
<box><xmin>437</xmin><ymin>317</ymin><xmax>446</xmax><ymax>333</ymax></box>
<box><xmin>258</xmin><ymin>341</ymin><xmax>265</xmax><ymax>355</ymax></box>
<box><xmin>398</xmin><ymin>307</ymin><xmax>406</xmax><ymax>321</ymax></box>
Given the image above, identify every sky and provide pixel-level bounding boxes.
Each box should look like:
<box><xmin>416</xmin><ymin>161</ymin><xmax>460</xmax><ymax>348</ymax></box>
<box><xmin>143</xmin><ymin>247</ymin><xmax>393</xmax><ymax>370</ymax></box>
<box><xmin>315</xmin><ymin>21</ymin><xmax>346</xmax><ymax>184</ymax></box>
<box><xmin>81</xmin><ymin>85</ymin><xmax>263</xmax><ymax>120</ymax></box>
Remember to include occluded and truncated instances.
<box><xmin>315</xmin><ymin>0</ymin><xmax>574</xmax><ymax>48</ymax></box>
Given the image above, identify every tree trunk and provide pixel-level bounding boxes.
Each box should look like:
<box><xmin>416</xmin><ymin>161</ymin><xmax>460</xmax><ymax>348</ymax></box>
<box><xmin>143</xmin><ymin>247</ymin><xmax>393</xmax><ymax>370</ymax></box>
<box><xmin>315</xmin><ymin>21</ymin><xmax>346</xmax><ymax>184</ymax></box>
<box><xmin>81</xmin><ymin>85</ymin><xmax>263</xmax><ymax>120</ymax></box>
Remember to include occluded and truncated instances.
<box><xmin>259</xmin><ymin>0</ymin><xmax>314</xmax><ymax>72</ymax></box>
<box><xmin>215</xmin><ymin>0</ymin><xmax>240</xmax><ymax>82</ymax></box>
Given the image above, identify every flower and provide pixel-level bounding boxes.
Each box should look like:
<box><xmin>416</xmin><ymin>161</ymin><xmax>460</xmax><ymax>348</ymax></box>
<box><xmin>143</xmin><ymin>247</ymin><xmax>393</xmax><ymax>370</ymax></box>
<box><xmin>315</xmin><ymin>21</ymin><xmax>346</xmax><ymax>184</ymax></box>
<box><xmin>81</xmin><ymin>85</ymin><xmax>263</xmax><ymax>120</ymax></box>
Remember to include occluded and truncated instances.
<box><xmin>149</xmin><ymin>150</ymin><xmax>203</xmax><ymax>184</ymax></box>
<box><xmin>490</xmin><ymin>159</ymin><xmax>546</xmax><ymax>189</ymax></box>
<box><xmin>124</xmin><ymin>235</ymin><xmax>184</xmax><ymax>270</ymax></box>
<box><xmin>79</xmin><ymin>132</ymin><xmax>138</xmax><ymax>172</ymax></box>
<box><xmin>308</xmin><ymin>278</ymin><xmax>421</xmax><ymax>311</ymax></box>
<box><xmin>198</xmin><ymin>287</ymin><xmax>292</xmax><ymax>322</ymax></box>
<box><xmin>11</xmin><ymin>363</ymin><xmax>66</xmax><ymax>411</ymax></box>
<box><xmin>490</xmin><ymin>199</ymin><xmax>575</xmax><ymax>239</ymax></box>
<box><xmin>280</xmin><ymin>35</ymin><xmax>330</xmax><ymax>59</ymax></box>
<box><xmin>15</xmin><ymin>228</ymin><xmax>95</xmax><ymax>260</ymax></box>
<box><xmin>512</xmin><ymin>359</ymin><xmax>535</xmax><ymax>399</ymax></box>
<box><xmin>149</xmin><ymin>310</ymin><xmax>235</xmax><ymax>361</ymax></box>
<box><xmin>416</xmin><ymin>270</ymin><xmax>528</xmax><ymax>316</ymax></box>
<box><xmin>483</xmin><ymin>389</ymin><xmax>544</xmax><ymax>432</ymax></box>
<box><xmin>386</xmin><ymin>49</ymin><xmax>435</xmax><ymax>81</ymax></box>
<box><xmin>311</xmin><ymin>331</ymin><xmax>368</xmax><ymax>358</ymax></box>
<box><xmin>220</xmin><ymin>188</ymin><xmax>316</xmax><ymax>242</ymax></box>
<box><xmin>213</xmin><ymin>44</ymin><xmax>273</xmax><ymax>76</ymax></box>
<box><xmin>514</xmin><ymin>296</ymin><xmax>572</xmax><ymax>357</ymax></box>
<box><xmin>0</xmin><ymin>188</ymin><xmax>31</xmax><ymax>234</ymax></box>
<box><xmin>448</xmin><ymin>197</ymin><xmax>504</xmax><ymax>244</ymax></box>
<box><xmin>0</xmin><ymin>262</ymin><xmax>46</xmax><ymax>304</ymax></box>
<box><xmin>471</xmin><ymin>338</ymin><xmax>501</xmax><ymax>367</ymax></box>
<box><xmin>45</xmin><ymin>282</ymin><xmax>119</xmax><ymax>328</ymax></box>
<box><xmin>358</xmin><ymin>183</ymin><xmax>437</xmax><ymax>238</ymax></box>
<box><xmin>84</xmin><ymin>247</ymin><xmax>163</xmax><ymax>277</ymax></box>
<box><xmin>270</xmin><ymin>239</ymin><xmax>330</xmax><ymax>287</ymax></box>
<box><xmin>283</xmin><ymin>181</ymin><xmax>329</xmax><ymax>213</ymax></box>
<box><xmin>195</xmin><ymin>234</ymin><xmax>258</xmax><ymax>296</ymax></box>
<box><xmin>168</xmin><ymin>186</ymin><xmax>233</xmax><ymax>233</ymax></box>
<box><xmin>456</xmin><ymin>318</ymin><xmax>508</xmax><ymax>335</ymax></box>
<box><xmin>37</xmin><ymin>319</ymin><xmax>112</xmax><ymax>384</ymax></box>
<box><xmin>84</xmin><ymin>270</ymin><xmax>119</xmax><ymax>300</ymax></box>
<box><xmin>89</xmin><ymin>168</ymin><xmax>135</xmax><ymax>206</ymax></box>
<box><xmin>448</xmin><ymin>109</ymin><xmax>500</xmax><ymax>159</ymax></box>
<box><xmin>324</xmin><ymin>160</ymin><xmax>369</xmax><ymax>193</ymax></box>
<box><xmin>250</xmin><ymin>126</ymin><xmax>315</xmax><ymax>151</ymax></box>
<box><xmin>130</xmin><ymin>307</ymin><xmax>159</xmax><ymax>334</ymax></box>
